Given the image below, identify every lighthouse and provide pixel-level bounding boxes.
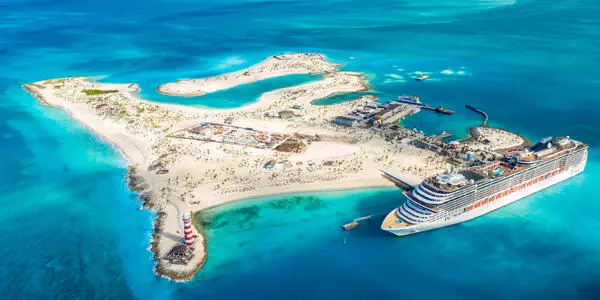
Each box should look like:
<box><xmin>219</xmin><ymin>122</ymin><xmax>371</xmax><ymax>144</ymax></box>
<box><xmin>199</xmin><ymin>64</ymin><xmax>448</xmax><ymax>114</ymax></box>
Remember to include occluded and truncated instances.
<box><xmin>182</xmin><ymin>211</ymin><xmax>195</xmax><ymax>246</ymax></box>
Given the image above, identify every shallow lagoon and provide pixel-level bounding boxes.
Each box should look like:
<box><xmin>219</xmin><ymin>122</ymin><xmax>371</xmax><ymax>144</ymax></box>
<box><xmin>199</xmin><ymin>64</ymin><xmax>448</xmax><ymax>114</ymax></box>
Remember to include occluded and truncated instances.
<box><xmin>136</xmin><ymin>73</ymin><xmax>320</xmax><ymax>108</ymax></box>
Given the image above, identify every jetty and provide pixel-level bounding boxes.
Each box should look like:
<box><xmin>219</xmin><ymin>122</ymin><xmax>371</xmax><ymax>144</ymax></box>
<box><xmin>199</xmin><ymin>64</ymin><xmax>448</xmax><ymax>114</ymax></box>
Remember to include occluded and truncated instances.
<box><xmin>342</xmin><ymin>215</ymin><xmax>372</xmax><ymax>231</ymax></box>
<box><xmin>394</xmin><ymin>96</ymin><xmax>454</xmax><ymax>115</ymax></box>
<box><xmin>379</xmin><ymin>169</ymin><xmax>415</xmax><ymax>190</ymax></box>
<box><xmin>433</xmin><ymin>131</ymin><xmax>452</xmax><ymax>140</ymax></box>
<box><xmin>466</xmin><ymin>104</ymin><xmax>488</xmax><ymax>126</ymax></box>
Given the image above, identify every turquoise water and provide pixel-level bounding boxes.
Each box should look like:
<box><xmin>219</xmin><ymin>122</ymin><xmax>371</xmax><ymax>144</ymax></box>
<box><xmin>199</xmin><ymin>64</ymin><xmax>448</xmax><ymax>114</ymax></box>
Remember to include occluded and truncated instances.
<box><xmin>1</xmin><ymin>0</ymin><xmax>600</xmax><ymax>299</ymax></box>
<box><xmin>311</xmin><ymin>91</ymin><xmax>373</xmax><ymax>106</ymax></box>
<box><xmin>136</xmin><ymin>74</ymin><xmax>320</xmax><ymax>108</ymax></box>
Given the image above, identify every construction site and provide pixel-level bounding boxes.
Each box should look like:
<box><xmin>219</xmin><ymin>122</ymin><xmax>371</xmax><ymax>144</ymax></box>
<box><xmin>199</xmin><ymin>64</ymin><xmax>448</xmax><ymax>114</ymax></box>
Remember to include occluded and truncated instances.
<box><xmin>168</xmin><ymin>122</ymin><xmax>316</xmax><ymax>153</ymax></box>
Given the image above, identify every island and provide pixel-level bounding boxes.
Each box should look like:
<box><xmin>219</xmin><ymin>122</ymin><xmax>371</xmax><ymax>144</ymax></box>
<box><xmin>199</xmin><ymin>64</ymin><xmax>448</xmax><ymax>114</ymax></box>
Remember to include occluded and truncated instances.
<box><xmin>22</xmin><ymin>53</ymin><xmax>523</xmax><ymax>281</ymax></box>
<box><xmin>157</xmin><ymin>53</ymin><xmax>340</xmax><ymax>96</ymax></box>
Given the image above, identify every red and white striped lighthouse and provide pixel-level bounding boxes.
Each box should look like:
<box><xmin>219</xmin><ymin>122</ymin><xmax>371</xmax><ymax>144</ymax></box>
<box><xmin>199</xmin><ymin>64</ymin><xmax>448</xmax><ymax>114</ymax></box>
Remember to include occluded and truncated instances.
<box><xmin>182</xmin><ymin>211</ymin><xmax>195</xmax><ymax>246</ymax></box>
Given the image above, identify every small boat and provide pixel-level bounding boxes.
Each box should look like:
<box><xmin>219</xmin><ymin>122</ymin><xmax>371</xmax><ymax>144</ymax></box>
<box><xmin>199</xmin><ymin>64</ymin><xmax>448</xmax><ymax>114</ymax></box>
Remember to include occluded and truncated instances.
<box><xmin>415</xmin><ymin>75</ymin><xmax>430</xmax><ymax>81</ymax></box>
<box><xmin>435</xmin><ymin>105</ymin><xmax>454</xmax><ymax>115</ymax></box>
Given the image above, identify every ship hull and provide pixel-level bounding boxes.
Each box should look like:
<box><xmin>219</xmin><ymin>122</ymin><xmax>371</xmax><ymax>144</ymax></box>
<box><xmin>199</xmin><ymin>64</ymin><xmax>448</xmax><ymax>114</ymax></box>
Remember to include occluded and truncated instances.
<box><xmin>382</xmin><ymin>158</ymin><xmax>586</xmax><ymax>237</ymax></box>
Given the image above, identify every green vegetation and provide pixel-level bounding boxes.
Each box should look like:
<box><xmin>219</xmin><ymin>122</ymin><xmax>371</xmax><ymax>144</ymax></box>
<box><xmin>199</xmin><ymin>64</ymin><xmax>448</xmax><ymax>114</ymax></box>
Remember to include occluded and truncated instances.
<box><xmin>44</xmin><ymin>78</ymin><xmax>66</xmax><ymax>84</ymax></box>
<box><xmin>81</xmin><ymin>89</ymin><xmax>118</xmax><ymax>96</ymax></box>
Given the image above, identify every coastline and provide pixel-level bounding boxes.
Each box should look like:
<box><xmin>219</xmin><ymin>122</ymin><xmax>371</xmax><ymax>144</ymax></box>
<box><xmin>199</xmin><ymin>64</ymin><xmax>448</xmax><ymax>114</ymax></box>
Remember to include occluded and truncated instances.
<box><xmin>467</xmin><ymin>126</ymin><xmax>532</xmax><ymax>152</ymax></box>
<box><xmin>23</xmin><ymin>84</ymin><xmax>207</xmax><ymax>278</ymax></box>
<box><xmin>22</xmin><ymin>83</ymin><xmax>148</xmax><ymax>164</ymax></box>
<box><xmin>21</xmin><ymin>53</ymin><xmax>448</xmax><ymax>281</ymax></box>
<box><xmin>22</xmin><ymin>82</ymin><xmax>209</xmax><ymax>280</ymax></box>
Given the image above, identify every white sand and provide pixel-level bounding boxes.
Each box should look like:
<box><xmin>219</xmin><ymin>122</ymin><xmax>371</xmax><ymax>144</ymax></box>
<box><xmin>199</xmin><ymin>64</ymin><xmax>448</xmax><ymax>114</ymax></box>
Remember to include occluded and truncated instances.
<box><xmin>467</xmin><ymin>126</ymin><xmax>525</xmax><ymax>151</ymax></box>
<box><xmin>288</xmin><ymin>141</ymin><xmax>359</xmax><ymax>162</ymax></box>
<box><xmin>158</xmin><ymin>53</ymin><xmax>339</xmax><ymax>96</ymax></box>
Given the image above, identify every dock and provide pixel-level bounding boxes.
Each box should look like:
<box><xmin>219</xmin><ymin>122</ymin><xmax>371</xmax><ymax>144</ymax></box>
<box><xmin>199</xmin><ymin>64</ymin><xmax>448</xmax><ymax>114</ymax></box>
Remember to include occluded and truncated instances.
<box><xmin>379</xmin><ymin>169</ymin><xmax>415</xmax><ymax>190</ymax></box>
<box><xmin>378</xmin><ymin>106</ymin><xmax>420</xmax><ymax>125</ymax></box>
<box><xmin>342</xmin><ymin>215</ymin><xmax>372</xmax><ymax>231</ymax></box>
<box><xmin>432</xmin><ymin>131</ymin><xmax>452</xmax><ymax>140</ymax></box>
<box><xmin>394</xmin><ymin>97</ymin><xmax>454</xmax><ymax>115</ymax></box>
<box><xmin>466</xmin><ymin>104</ymin><xmax>488</xmax><ymax>126</ymax></box>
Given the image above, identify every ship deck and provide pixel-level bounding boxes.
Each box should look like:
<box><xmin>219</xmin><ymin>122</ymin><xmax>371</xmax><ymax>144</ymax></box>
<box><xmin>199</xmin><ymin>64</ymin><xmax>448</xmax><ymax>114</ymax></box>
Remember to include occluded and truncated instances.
<box><xmin>381</xmin><ymin>210</ymin><xmax>411</xmax><ymax>229</ymax></box>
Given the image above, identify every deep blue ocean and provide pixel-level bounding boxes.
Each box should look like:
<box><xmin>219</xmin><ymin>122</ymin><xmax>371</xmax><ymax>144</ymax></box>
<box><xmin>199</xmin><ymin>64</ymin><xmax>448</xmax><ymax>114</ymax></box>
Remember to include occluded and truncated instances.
<box><xmin>1</xmin><ymin>0</ymin><xmax>599</xmax><ymax>299</ymax></box>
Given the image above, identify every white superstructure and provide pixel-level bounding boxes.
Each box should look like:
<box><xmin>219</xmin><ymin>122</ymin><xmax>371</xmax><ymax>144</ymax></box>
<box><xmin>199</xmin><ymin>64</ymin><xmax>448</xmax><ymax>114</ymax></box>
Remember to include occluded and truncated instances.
<box><xmin>381</xmin><ymin>136</ymin><xmax>588</xmax><ymax>236</ymax></box>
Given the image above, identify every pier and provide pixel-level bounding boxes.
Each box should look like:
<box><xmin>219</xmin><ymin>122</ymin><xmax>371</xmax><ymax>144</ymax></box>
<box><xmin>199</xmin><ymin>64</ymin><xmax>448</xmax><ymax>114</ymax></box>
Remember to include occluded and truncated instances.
<box><xmin>342</xmin><ymin>215</ymin><xmax>372</xmax><ymax>231</ymax></box>
<box><xmin>394</xmin><ymin>97</ymin><xmax>454</xmax><ymax>115</ymax></box>
<box><xmin>432</xmin><ymin>131</ymin><xmax>452</xmax><ymax>140</ymax></box>
<box><xmin>378</xmin><ymin>107</ymin><xmax>420</xmax><ymax>125</ymax></box>
<box><xmin>379</xmin><ymin>169</ymin><xmax>415</xmax><ymax>190</ymax></box>
<box><xmin>466</xmin><ymin>104</ymin><xmax>488</xmax><ymax>126</ymax></box>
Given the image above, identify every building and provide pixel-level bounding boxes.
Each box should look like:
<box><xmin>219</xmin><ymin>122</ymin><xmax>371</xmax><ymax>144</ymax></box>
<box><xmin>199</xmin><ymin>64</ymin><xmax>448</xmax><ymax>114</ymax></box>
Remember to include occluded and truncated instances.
<box><xmin>275</xmin><ymin>139</ymin><xmax>307</xmax><ymax>153</ymax></box>
<box><xmin>278</xmin><ymin>110</ymin><xmax>296</xmax><ymax>119</ymax></box>
<box><xmin>448</xmin><ymin>141</ymin><xmax>460</xmax><ymax>149</ymax></box>
<box><xmin>334</xmin><ymin>102</ymin><xmax>382</xmax><ymax>127</ymax></box>
<box><xmin>165</xmin><ymin>245</ymin><xmax>194</xmax><ymax>265</ymax></box>
<box><xmin>335</xmin><ymin>115</ymin><xmax>362</xmax><ymax>127</ymax></box>
<box><xmin>183</xmin><ymin>212</ymin><xmax>195</xmax><ymax>246</ymax></box>
<box><xmin>466</xmin><ymin>152</ymin><xmax>474</xmax><ymax>161</ymax></box>
<box><xmin>334</xmin><ymin>99</ymin><xmax>419</xmax><ymax>128</ymax></box>
<box><xmin>411</xmin><ymin>140</ymin><xmax>439</xmax><ymax>152</ymax></box>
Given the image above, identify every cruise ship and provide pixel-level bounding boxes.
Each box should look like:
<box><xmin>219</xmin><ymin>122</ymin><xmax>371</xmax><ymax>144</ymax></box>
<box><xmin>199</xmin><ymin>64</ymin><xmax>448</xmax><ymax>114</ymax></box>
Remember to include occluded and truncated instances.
<box><xmin>381</xmin><ymin>136</ymin><xmax>588</xmax><ymax>236</ymax></box>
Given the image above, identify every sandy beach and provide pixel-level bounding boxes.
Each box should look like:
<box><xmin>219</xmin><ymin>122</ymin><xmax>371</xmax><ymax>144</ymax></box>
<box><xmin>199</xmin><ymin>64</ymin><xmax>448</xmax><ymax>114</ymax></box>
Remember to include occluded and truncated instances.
<box><xmin>466</xmin><ymin>126</ymin><xmax>528</xmax><ymax>151</ymax></box>
<box><xmin>158</xmin><ymin>53</ymin><xmax>340</xmax><ymax>96</ymax></box>
<box><xmin>22</xmin><ymin>54</ymin><xmax>453</xmax><ymax>281</ymax></box>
